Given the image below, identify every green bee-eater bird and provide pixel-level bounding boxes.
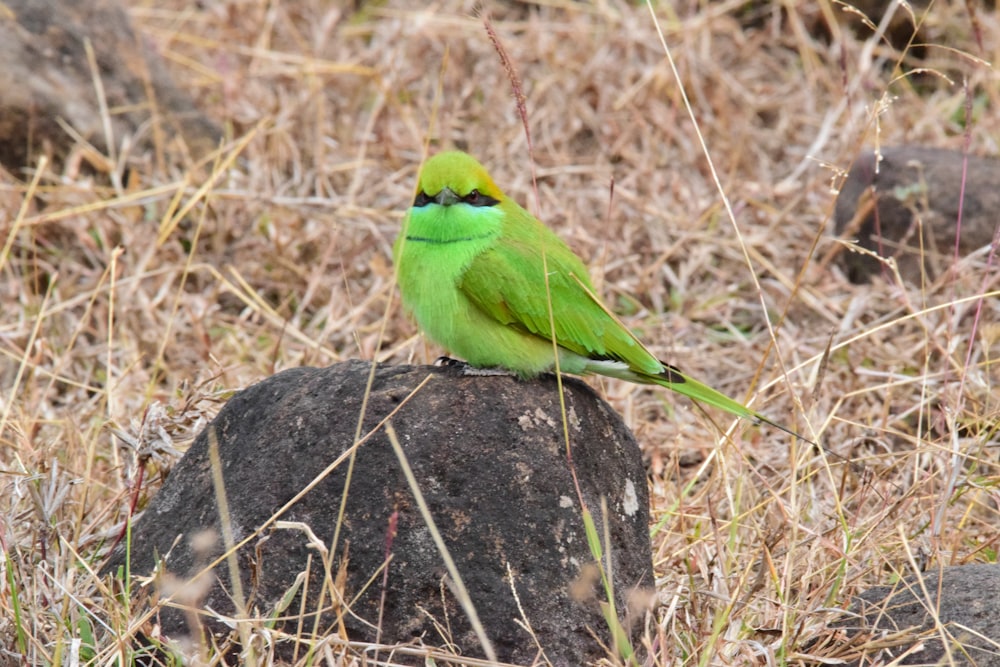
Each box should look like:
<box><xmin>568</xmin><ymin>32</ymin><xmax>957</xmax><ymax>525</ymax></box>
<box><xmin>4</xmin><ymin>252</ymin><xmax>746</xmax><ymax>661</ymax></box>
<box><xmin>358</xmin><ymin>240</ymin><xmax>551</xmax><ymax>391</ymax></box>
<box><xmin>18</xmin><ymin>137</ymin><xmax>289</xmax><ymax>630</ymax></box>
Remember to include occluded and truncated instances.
<box><xmin>394</xmin><ymin>150</ymin><xmax>803</xmax><ymax>438</ymax></box>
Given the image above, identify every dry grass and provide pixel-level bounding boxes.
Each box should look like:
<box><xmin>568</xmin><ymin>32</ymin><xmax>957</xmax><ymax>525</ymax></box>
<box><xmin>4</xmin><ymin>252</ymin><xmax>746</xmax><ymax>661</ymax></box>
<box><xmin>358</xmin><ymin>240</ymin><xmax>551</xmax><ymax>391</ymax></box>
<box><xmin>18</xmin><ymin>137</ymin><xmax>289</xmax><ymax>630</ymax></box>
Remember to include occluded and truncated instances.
<box><xmin>2</xmin><ymin>0</ymin><xmax>999</xmax><ymax>665</ymax></box>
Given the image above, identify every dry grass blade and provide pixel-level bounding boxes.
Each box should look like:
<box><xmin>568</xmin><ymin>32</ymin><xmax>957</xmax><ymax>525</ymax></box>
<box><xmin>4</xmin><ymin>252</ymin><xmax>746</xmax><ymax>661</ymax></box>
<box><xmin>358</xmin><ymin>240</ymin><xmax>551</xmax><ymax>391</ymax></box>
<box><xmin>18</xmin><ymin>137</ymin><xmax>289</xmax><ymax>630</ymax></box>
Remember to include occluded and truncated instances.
<box><xmin>385</xmin><ymin>422</ymin><xmax>498</xmax><ymax>664</ymax></box>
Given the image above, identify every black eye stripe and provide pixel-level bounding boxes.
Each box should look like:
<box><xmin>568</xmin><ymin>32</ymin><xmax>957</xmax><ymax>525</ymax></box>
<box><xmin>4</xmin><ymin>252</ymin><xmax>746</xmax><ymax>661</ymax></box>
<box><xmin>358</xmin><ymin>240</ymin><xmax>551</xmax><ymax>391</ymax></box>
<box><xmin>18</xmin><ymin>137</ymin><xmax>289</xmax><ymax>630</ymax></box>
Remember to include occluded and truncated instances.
<box><xmin>412</xmin><ymin>189</ymin><xmax>500</xmax><ymax>208</ymax></box>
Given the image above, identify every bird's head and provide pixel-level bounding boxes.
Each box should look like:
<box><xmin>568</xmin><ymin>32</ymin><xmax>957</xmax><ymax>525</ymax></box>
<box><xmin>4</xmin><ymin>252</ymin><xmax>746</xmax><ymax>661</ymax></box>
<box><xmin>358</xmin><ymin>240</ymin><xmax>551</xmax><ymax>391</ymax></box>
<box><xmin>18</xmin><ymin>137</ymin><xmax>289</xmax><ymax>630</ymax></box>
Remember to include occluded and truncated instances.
<box><xmin>412</xmin><ymin>151</ymin><xmax>505</xmax><ymax>210</ymax></box>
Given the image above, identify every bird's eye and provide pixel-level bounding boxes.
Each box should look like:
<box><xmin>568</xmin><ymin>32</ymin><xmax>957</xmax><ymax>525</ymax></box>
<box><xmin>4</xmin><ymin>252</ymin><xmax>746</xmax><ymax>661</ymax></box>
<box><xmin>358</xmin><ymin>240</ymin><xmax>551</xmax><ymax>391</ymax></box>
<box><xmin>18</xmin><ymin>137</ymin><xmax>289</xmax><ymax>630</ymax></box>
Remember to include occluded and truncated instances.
<box><xmin>413</xmin><ymin>191</ymin><xmax>432</xmax><ymax>207</ymax></box>
<box><xmin>462</xmin><ymin>189</ymin><xmax>498</xmax><ymax>207</ymax></box>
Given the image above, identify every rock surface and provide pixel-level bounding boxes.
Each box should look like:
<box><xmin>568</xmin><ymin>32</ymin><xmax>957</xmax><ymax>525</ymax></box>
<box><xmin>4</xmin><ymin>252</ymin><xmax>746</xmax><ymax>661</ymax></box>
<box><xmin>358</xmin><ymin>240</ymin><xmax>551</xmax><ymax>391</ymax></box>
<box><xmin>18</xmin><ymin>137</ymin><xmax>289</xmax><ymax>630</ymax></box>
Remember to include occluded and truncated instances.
<box><xmin>833</xmin><ymin>146</ymin><xmax>999</xmax><ymax>283</ymax></box>
<box><xmin>104</xmin><ymin>361</ymin><xmax>654</xmax><ymax>665</ymax></box>
<box><xmin>0</xmin><ymin>0</ymin><xmax>220</xmax><ymax>171</ymax></box>
<box><xmin>837</xmin><ymin>563</ymin><xmax>1000</xmax><ymax>666</ymax></box>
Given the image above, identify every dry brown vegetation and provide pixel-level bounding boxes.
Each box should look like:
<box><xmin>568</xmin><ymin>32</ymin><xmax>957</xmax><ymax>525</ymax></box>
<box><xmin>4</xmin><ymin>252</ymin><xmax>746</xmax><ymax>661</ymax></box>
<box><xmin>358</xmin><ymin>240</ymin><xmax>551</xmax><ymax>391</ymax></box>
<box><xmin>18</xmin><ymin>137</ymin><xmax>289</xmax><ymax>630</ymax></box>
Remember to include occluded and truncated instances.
<box><xmin>2</xmin><ymin>1</ymin><xmax>999</xmax><ymax>665</ymax></box>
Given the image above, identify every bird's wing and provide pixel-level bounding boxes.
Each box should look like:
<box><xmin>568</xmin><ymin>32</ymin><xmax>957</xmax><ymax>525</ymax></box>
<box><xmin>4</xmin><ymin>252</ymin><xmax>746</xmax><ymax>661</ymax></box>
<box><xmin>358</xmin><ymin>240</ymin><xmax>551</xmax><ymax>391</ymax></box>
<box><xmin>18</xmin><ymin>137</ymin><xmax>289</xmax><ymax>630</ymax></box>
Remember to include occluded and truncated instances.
<box><xmin>458</xmin><ymin>222</ymin><xmax>662</xmax><ymax>375</ymax></box>
<box><xmin>457</xmin><ymin>213</ymin><xmax>813</xmax><ymax>439</ymax></box>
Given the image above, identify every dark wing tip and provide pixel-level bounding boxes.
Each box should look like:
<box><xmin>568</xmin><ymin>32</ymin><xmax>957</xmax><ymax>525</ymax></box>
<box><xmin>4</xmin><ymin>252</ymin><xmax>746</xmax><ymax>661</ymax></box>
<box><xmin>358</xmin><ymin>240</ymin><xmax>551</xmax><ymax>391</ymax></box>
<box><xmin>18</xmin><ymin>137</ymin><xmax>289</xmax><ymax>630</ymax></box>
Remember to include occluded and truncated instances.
<box><xmin>658</xmin><ymin>362</ymin><xmax>686</xmax><ymax>385</ymax></box>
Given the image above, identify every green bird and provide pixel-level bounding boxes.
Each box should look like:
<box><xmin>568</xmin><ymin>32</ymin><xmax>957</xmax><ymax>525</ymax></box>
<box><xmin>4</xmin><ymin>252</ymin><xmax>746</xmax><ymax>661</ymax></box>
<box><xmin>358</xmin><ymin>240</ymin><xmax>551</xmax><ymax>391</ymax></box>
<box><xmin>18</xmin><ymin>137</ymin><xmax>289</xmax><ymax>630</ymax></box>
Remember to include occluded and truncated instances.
<box><xmin>394</xmin><ymin>150</ymin><xmax>803</xmax><ymax>438</ymax></box>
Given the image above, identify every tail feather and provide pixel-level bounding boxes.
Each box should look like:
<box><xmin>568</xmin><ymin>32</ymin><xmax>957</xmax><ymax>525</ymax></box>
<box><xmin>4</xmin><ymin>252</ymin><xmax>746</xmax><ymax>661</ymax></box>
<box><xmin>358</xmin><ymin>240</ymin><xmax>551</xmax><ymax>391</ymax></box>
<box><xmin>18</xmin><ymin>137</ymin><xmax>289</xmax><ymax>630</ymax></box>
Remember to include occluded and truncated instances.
<box><xmin>578</xmin><ymin>353</ymin><xmax>813</xmax><ymax>444</ymax></box>
<box><xmin>646</xmin><ymin>366</ymin><xmax>814</xmax><ymax>445</ymax></box>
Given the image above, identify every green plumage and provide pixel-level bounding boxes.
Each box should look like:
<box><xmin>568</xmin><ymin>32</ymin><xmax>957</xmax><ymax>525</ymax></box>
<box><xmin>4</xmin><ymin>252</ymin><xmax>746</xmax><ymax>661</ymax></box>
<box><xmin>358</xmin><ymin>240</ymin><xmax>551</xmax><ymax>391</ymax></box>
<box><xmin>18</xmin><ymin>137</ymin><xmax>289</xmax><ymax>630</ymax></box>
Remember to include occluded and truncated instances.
<box><xmin>394</xmin><ymin>150</ymin><xmax>800</xmax><ymax>436</ymax></box>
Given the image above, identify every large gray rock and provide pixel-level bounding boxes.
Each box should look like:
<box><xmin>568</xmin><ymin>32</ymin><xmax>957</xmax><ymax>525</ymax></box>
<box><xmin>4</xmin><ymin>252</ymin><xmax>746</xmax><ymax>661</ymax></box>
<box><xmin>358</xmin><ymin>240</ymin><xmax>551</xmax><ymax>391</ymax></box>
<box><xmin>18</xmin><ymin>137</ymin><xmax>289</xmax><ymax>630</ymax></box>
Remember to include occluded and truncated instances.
<box><xmin>834</xmin><ymin>146</ymin><xmax>1000</xmax><ymax>283</ymax></box>
<box><xmin>104</xmin><ymin>361</ymin><xmax>653</xmax><ymax>665</ymax></box>
<box><xmin>837</xmin><ymin>563</ymin><xmax>1000</xmax><ymax>666</ymax></box>
<box><xmin>0</xmin><ymin>0</ymin><xmax>220</xmax><ymax>170</ymax></box>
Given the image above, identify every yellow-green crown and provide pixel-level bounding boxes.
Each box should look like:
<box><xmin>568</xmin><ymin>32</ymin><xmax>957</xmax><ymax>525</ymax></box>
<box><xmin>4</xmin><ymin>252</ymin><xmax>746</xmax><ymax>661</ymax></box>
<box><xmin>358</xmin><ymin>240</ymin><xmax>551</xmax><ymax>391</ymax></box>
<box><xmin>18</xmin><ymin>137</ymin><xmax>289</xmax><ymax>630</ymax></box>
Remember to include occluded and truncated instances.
<box><xmin>417</xmin><ymin>151</ymin><xmax>505</xmax><ymax>201</ymax></box>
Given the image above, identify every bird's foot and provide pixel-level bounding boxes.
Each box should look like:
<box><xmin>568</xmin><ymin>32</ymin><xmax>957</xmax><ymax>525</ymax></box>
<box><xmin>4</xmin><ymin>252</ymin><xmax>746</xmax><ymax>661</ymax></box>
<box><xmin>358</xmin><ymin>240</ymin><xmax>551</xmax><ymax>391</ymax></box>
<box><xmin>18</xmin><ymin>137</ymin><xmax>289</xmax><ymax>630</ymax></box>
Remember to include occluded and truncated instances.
<box><xmin>463</xmin><ymin>366</ymin><xmax>518</xmax><ymax>377</ymax></box>
<box><xmin>433</xmin><ymin>356</ymin><xmax>466</xmax><ymax>369</ymax></box>
<box><xmin>434</xmin><ymin>356</ymin><xmax>517</xmax><ymax>377</ymax></box>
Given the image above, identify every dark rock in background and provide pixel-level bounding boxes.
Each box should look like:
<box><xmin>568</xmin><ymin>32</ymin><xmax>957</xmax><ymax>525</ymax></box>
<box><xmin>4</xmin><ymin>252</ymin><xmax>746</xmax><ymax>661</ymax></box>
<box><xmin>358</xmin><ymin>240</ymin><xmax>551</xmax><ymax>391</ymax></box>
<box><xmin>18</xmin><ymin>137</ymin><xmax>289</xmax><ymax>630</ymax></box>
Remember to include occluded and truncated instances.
<box><xmin>836</xmin><ymin>563</ymin><xmax>1000</xmax><ymax>667</ymax></box>
<box><xmin>833</xmin><ymin>146</ymin><xmax>1000</xmax><ymax>283</ymax></box>
<box><xmin>0</xmin><ymin>0</ymin><xmax>221</xmax><ymax>171</ymax></box>
<box><xmin>104</xmin><ymin>361</ymin><xmax>654</xmax><ymax>665</ymax></box>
